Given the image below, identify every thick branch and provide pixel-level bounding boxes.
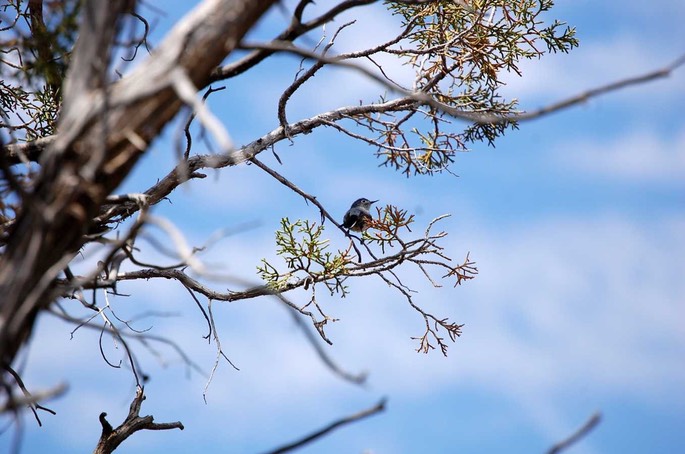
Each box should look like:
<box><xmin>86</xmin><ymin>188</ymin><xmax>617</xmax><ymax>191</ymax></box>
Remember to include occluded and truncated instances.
<box><xmin>94</xmin><ymin>98</ymin><xmax>414</xmax><ymax>226</ymax></box>
<box><xmin>94</xmin><ymin>386</ymin><xmax>183</xmax><ymax>454</ymax></box>
<box><xmin>209</xmin><ymin>0</ymin><xmax>375</xmax><ymax>82</ymax></box>
<box><xmin>1</xmin><ymin>136</ymin><xmax>56</xmax><ymax>165</ymax></box>
<box><xmin>0</xmin><ymin>0</ymin><xmax>276</xmax><ymax>371</ymax></box>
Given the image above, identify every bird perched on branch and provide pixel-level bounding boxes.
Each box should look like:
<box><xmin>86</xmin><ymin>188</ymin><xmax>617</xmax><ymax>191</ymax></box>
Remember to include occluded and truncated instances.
<box><xmin>343</xmin><ymin>198</ymin><xmax>377</xmax><ymax>232</ymax></box>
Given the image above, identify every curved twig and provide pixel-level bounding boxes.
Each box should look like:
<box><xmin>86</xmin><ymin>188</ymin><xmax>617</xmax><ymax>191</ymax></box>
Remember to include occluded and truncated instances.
<box><xmin>547</xmin><ymin>412</ymin><xmax>602</xmax><ymax>454</ymax></box>
<box><xmin>262</xmin><ymin>398</ymin><xmax>386</xmax><ymax>454</ymax></box>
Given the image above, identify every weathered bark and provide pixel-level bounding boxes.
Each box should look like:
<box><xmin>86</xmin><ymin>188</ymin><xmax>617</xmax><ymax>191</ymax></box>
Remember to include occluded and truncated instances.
<box><xmin>93</xmin><ymin>387</ymin><xmax>183</xmax><ymax>454</ymax></box>
<box><xmin>0</xmin><ymin>0</ymin><xmax>276</xmax><ymax>369</ymax></box>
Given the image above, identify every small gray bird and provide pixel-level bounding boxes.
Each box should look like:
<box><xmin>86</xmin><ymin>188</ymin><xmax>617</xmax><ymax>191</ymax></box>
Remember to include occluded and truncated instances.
<box><xmin>343</xmin><ymin>198</ymin><xmax>377</xmax><ymax>232</ymax></box>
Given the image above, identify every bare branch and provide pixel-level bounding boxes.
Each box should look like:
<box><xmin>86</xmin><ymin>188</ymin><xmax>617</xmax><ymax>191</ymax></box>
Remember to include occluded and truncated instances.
<box><xmin>170</xmin><ymin>67</ymin><xmax>233</xmax><ymax>153</ymax></box>
<box><xmin>0</xmin><ymin>365</ymin><xmax>66</xmax><ymax>422</ymax></box>
<box><xmin>0</xmin><ymin>382</ymin><xmax>66</xmax><ymax>415</ymax></box>
<box><xmin>209</xmin><ymin>0</ymin><xmax>375</xmax><ymax>82</ymax></box>
<box><xmin>8</xmin><ymin>49</ymin><xmax>681</xmax><ymax>172</ymax></box>
<box><xmin>49</xmin><ymin>308</ymin><xmax>206</xmax><ymax>379</ymax></box>
<box><xmin>547</xmin><ymin>412</ymin><xmax>602</xmax><ymax>454</ymax></box>
<box><xmin>8</xmin><ymin>51</ymin><xmax>680</xmax><ymax>174</ymax></box>
<box><xmin>0</xmin><ymin>0</ymin><xmax>278</xmax><ymax>371</ymax></box>
<box><xmin>2</xmin><ymin>136</ymin><xmax>56</xmax><ymax>165</ymax></box>
<box><xmin>202</xmin><ymin>299</ymin><xmax>239</xmax><ymax>403</ymax></box>
<box><xmin>94</xmin><ymin>386</ymin><xmax>184</xmax><ymax>454</ymax></box>
<box><xmin>483</xmin><ymin>53</ymin><xmax>685</xmax><ymax>123</ymax></box>
<box><xmin>262</xmin><ymin>398</ymin><xmax>386</xmax><ymax>454</ymax></box>
<box><xmin>241</xmin><ymin>42</ymin><xmax>685</xmax><ymax>127</ymax></box>
<box><xmin>92</xmin><ymin>98</ymin><xmax>414</xmax><ymax>226</ymax></box>
<box><xmin>284</xmin><ymin>304</ymin><xmax>367</xmax><ymax>385</ymax></box>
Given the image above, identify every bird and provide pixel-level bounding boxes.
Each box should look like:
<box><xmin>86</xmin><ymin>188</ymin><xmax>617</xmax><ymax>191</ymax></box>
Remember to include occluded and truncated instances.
<box><xmin>343</xmin><ymin>198</ymin><xmax>377</xmax><ymax>232</ymax></box>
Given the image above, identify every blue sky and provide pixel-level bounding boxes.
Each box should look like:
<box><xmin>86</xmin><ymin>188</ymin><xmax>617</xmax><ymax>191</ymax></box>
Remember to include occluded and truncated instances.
<box><xmin>3</xmin><ymin>1</ymin><xmax>684</xmax><ymax>453</ymax></box>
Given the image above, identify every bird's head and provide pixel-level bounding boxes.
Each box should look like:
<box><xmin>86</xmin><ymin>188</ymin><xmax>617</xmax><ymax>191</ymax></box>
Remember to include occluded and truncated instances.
<box><xmin>351</xmin><ymin>198</ymin><xmax>378</xmax><ymax>210</ymax></box>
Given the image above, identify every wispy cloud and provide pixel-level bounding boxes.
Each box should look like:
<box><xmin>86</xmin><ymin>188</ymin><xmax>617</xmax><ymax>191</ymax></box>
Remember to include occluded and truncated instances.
<box><xmin>554</xmin><ymin>127</ymin><xmax>685</xmax><ymax>183</ymax></box>
<box><xmin>500</xmin><ymin>35</ymin><xmax>685</xmax><ymax>106</ymax></box>
<box><xmin>14</xmin><ymin>201</ymin><xmax>684</xmax><ymax>453</ymax></box>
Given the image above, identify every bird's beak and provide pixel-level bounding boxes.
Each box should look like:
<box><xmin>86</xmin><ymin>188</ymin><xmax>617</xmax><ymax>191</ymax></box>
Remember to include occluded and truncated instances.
<box><xmin>370</xmin><ymin>200</ymin><xmax>378</xmax><ymax>205</ymax></box>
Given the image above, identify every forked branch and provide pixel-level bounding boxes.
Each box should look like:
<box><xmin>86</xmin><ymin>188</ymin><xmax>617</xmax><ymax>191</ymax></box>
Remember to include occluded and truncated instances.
<box><xmin>94</xmin><ymin>386</ymin><xmax>184</xmax><ymax>454</ymax></box>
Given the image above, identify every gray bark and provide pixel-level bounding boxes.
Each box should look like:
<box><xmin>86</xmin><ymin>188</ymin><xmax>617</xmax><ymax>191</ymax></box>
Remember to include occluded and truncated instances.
<box><xmin>0</xmin><ymin>0</ymin><xmax>276</xmax><ymax>370</ymax></box>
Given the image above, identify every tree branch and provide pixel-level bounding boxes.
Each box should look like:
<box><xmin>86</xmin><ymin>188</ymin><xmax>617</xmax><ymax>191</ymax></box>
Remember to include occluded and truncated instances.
<box><xmin>0</xmin><ymin>365</ymin><xmax>66</xmax><ymax>422</ymax></box>
<box><xmin>209</xmin><ymin>0</ymin><xmax>375</xmax><ymax>82</ymax></box>
<box><xmin>262</xmin><ymin>398</ymin><xmax>386</xmax><ymax>454</ymax></box>
<box><xmin>7</xmin><ymin>51</ymin><xmax>681</xmax><ymax>168</ymax></box>
<box><xmin>92</xmin><ymin>98</ymin><xmax>414</xmax><ymax>227</ymax></box>
<box><xmin>239</xmin><ymin>42</ymin><xmax>685</xmax><ymax>125</ymax></box>
<box><xmin>284</xmin><ymin>304</ymin><xmax>367</xmax><ymax>385</ymax></box>
<box><xmin>1</xmin><ymin>136</ymin><xmax>56</xmax><ymax>165</ymax></box>
<box><xmin>487</xmin><ymin>54</ymin><xmax>685</xmax><ymax>123</ymax></box>
<box><xmin>547</xmin><ymin>412</ymin><xmax>602</xmax><ymax>454</ymax></box>
<box><xmin>94</xmin><ymin>386</ymin><xmax>183</xmax><ymax>454</ymax></box>
<box><xmin>0</xmin><ymin>0</ymin><xmax>277</xmax><ymax>373</ymax></box>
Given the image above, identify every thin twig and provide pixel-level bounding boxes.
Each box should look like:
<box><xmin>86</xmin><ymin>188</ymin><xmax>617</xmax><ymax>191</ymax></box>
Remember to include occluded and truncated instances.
<box><xmin>547</xmin><ymin>412</ymin><xmax>602</xmax><ymax>454</ymax></box>
<box><xmin>284</xmin><ymin>304</ymin><xmax>367</xmax><ymax>385</ymax></box>
<box><xmin>493</xmin><ymin>54</ymin><xmax>685</xmax><ymax>123</ymax></box>
<box><xmin>202</xmin><ymin>298</ymin><xmax>239</xmax><ymax>403</ymax></box>
<box><xmin>262</xmin><ymin>398</ymin><xmax>386</xmax><ymax>454</ymax></box>
<box><xmin>249</xmin><ymin>157</ymin><xmax>369</xmax><ymax>261</ymax></box>
<box><xmin>239</xmin><ymin>41</ymin><xmax>685</xmax><ymax>125</ymax></box>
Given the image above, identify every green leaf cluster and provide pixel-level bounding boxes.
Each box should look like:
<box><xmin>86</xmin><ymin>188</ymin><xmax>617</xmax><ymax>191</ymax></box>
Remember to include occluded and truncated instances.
<box><xmin>257</xmin><ymin>218</ymin><xmax>353</xmax><ymax>294</ymax></box>
<box><xmin>375</xmin><ymin>0</ymin><xmax>578</xmax><ymax>174</ymax></box>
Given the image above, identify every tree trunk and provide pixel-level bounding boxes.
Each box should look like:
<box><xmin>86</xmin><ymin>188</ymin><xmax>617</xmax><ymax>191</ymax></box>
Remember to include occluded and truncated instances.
<box><xmin>0</xmin><ymin>0</ymin><xmax>276</xmax><ymax>369</ymax></box>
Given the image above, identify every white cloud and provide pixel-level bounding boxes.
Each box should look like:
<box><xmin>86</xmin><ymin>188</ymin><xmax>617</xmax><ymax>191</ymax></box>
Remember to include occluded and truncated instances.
<box><xmin>9</xmin><ymin>205</ymin><xmax>684</xmax><ymax>452</ymax></box>
<box><xmin>554</xmin><ymin>128</ymin><xmax>685</xmax><ymax>182</ymax></box>
<box><xmin>173</xmin><ymin>211</ymin><xmax>685</xmax><ymax>405</ymax></box>
<box><xmin>267</xmin><ymin>212</ymin><xmax>685</xmax><ymax>408</ymax></box>
<box><xmin>499</xmin><ymin>34</ymin><xmax>685</xmax><ymax>106</ymax></box>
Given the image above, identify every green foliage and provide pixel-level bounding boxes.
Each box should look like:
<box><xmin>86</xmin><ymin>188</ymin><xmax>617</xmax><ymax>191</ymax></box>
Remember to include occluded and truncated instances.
<box><xmin>257</xmin><ymin>218</ymin><xmax>353</xmax><ymax>295</ymax></box>
<box><xmin>0</xmin><ymin>0</ymin><xmax>81</xmax><ymax>140</ymax></box>
<box><xmin>259</xmin><ymin>208</ymin><xmax>479</xmax><ymax>354</ymax></box>
<box><xmin>374</xmin><ymin>0</ymin><xmax>578</xmax><ymax>175</ymax></box>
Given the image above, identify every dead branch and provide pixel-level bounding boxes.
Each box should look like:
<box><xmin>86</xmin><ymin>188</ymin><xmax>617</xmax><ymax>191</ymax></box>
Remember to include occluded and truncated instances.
<box><xmin>482</xmin><ymin>54</ymin><xmax>685</xmax><ymax>124</ymax></box>
<box><xmin>0</xmin><ymin>0</ymin><xmax>277</xmax><ymax>374</ymax></box>
<box><xmin>89</xmin><ymin>98</ymin><xmax>414</xmax><ymax>228</ymax></box>
<box><xmin>48</xmin><ymin>308</ymin><xmax>206</xmax><ymax>379</ymax></box>
<box><xmin>239</xmin><ymin>42</ymin><xmax>685</xmax><ymax>126</ymax></box>
<box><xmin>284</xmin><ymin>303</ymin><xmax>367</xmax><ymax>385</ymax></box>
<box><xmin>2</xmin><ymin>136</ymin><xmax>57</xmax><ymax>165</ymax></box>
<box><xmin>262</xmin><ymin>398</ymin><xmax>386</xmax><ymax>454</ymax></box>
<box><xmin>93</xmin><ymin>386</ymin><xmax>184</xmax><ymax>454</ymax></box>
<box><xmin>547</xmin><ymin>412</ymin><xmax>602</xmax><ymax>454</ymax></box>
<box><xmin>202</xmin><ymin>299</ymin><xmax>239</xmax><ymax>403</ymax></box>
<box><xmin>8</xmin><ymin>51</ymin><xmax>681</xmax><ymax>172</ymax></box>
<box><xmin>0</xmin><ymin>365</ymin><xmax>66</xmax><ymax>422</ymax></box>
<box><xmin>209</xmin><ymin>0</ymin><xmax>376</xmax><ymax>82</ymax></box>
